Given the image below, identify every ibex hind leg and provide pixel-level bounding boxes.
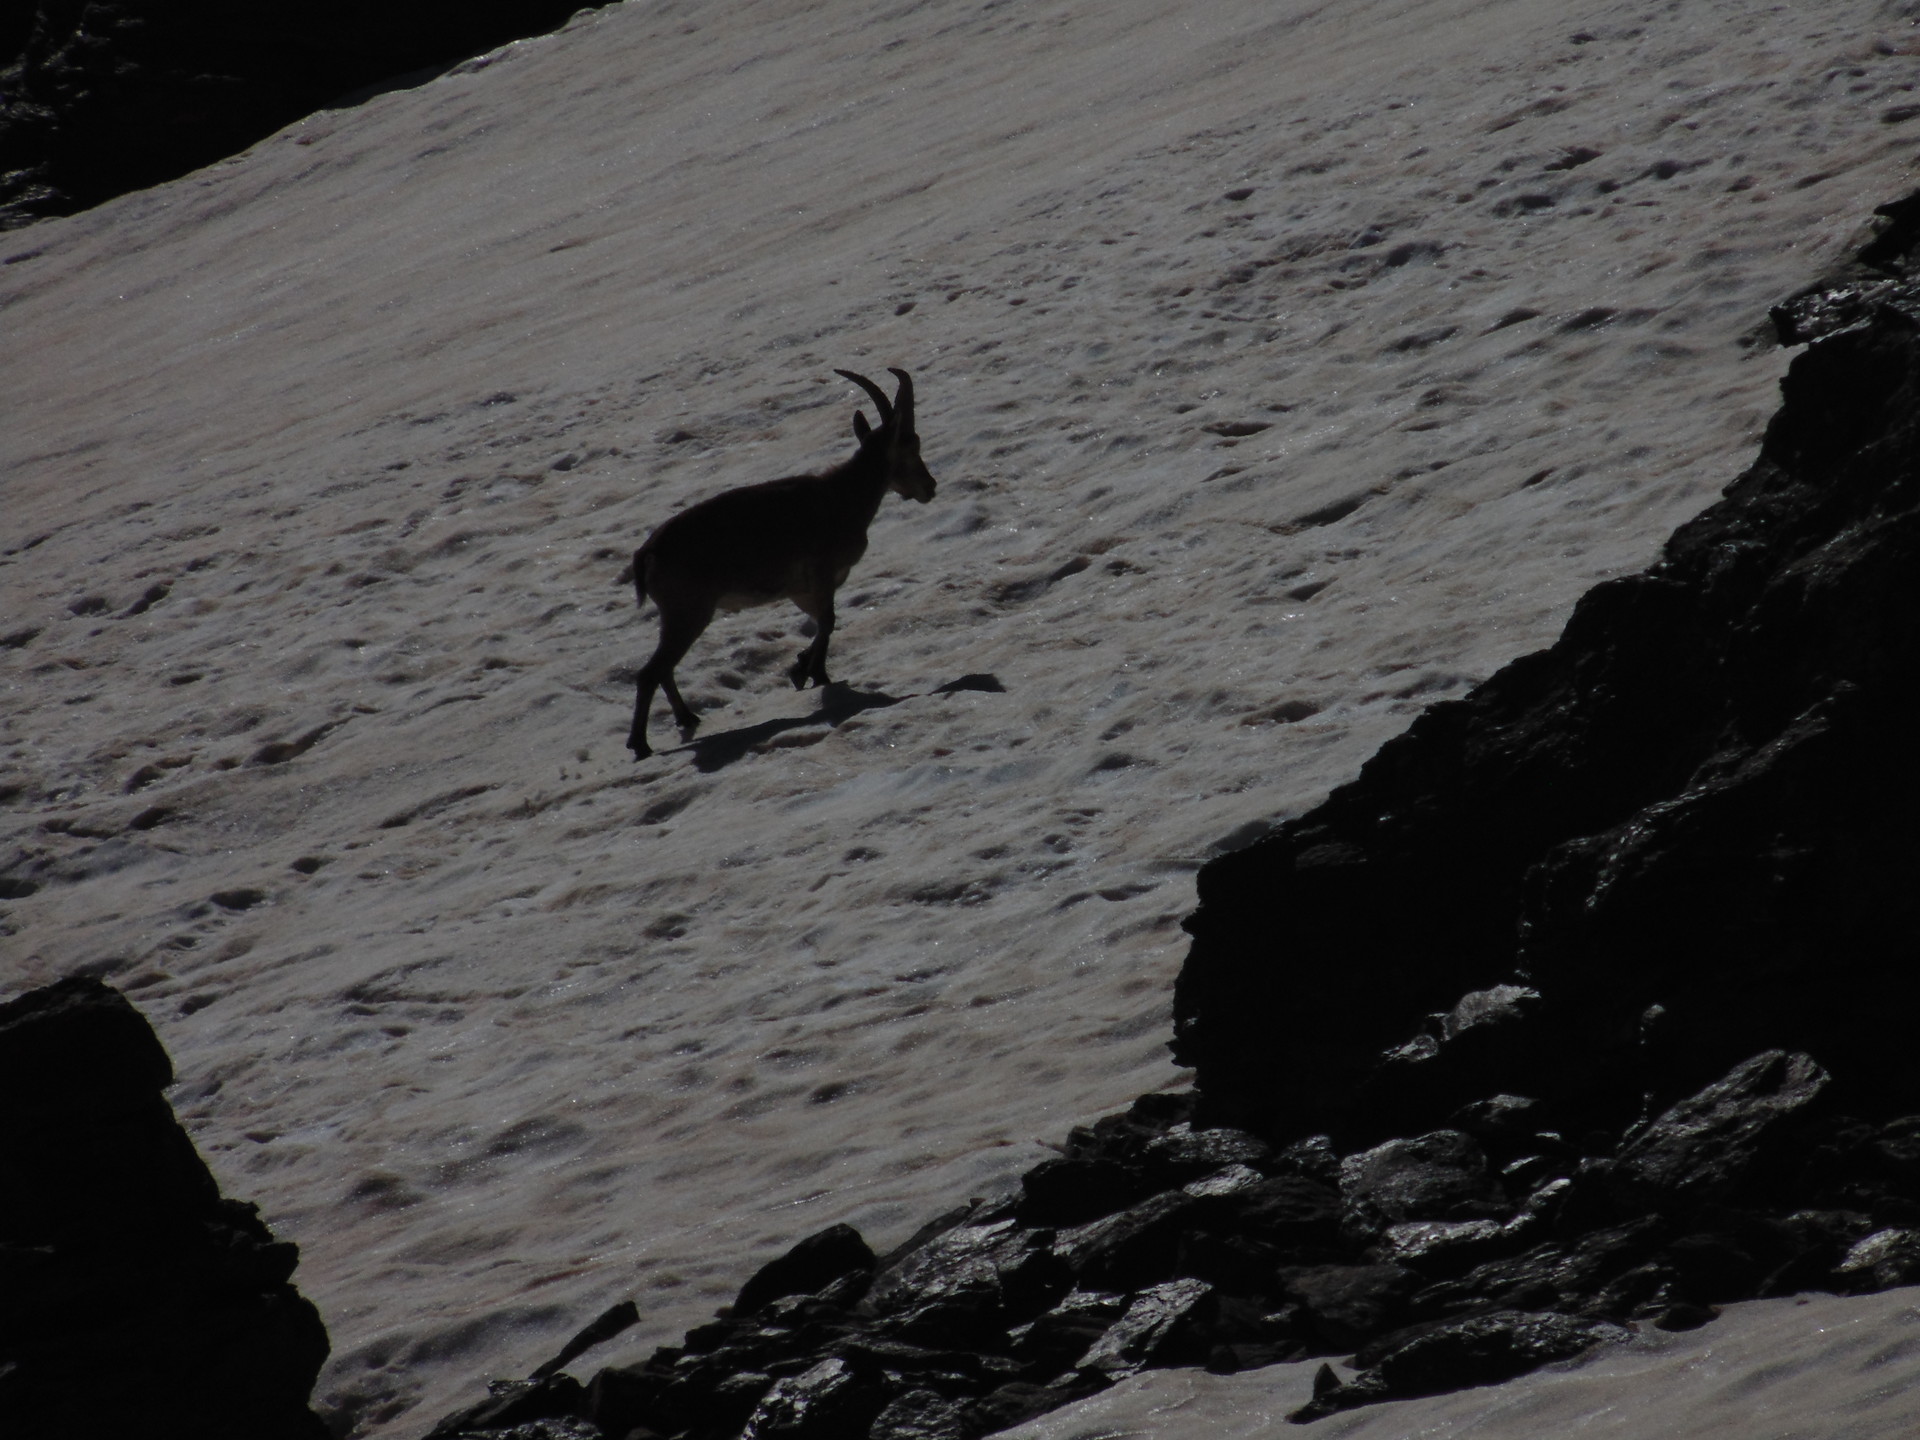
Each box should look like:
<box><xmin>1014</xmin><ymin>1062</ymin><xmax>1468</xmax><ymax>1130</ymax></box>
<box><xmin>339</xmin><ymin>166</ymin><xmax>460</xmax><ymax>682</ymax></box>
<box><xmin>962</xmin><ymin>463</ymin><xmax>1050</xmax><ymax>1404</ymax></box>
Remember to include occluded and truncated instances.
<box><xmin>629</xmin><ymin>603</ymin><xmax>712</xmax><ymax>760</ymax></box>
<box><xmin>627</xmin><ymin>671</ymin><xmax>660</xmax><ymax>759</ymax></box>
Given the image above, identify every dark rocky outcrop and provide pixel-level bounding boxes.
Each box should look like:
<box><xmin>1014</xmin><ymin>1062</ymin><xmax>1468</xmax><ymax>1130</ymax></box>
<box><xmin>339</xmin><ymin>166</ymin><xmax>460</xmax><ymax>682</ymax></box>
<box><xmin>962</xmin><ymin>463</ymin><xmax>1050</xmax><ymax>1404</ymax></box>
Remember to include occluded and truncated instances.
<box><xmin>0</xmin><ymin>2</ymin><xmax>607</xmax><ymax>231</ymax></box>
<box><xmin>0</xmin><ymin>975</ymin><xmax>330</xmax><ymax>1439</ymax></box>
<box><xmin>1175</xmin><ymin>194</ymin><xmax>1920</xmax><ymax>1143</ymax></box>
<box><xmin>423</xmin><ymin>193</ymin><xmax>1920</xmax><ymax>1435</ymax></box>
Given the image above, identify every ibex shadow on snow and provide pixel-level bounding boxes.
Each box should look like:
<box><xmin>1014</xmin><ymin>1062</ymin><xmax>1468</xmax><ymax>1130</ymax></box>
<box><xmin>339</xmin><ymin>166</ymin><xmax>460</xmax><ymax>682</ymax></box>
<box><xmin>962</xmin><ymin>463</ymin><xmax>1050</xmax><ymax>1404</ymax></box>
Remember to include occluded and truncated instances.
<box><xmin>625</xmin><ymin>367</ymin><xmax>937</xmax><ymax>759</ymax></box>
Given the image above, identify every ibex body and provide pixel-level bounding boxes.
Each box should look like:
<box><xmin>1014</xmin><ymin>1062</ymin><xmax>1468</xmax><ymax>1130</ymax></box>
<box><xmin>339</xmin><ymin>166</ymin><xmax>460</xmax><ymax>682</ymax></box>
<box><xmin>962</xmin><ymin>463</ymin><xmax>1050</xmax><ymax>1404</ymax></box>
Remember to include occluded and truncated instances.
<box><xmin>626</xmin><ymin>368</ymin><xmax>936</xmax><ymax>759</ymax></box>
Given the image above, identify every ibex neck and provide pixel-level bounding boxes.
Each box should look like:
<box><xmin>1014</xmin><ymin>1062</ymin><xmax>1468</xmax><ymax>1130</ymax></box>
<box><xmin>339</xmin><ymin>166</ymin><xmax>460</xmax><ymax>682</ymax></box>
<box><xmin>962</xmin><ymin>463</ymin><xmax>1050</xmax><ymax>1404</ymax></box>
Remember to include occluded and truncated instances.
<box><xmin>822</xmin><ymin>446</ymin><xmax>893</xmax><ymax>520</ymax></box>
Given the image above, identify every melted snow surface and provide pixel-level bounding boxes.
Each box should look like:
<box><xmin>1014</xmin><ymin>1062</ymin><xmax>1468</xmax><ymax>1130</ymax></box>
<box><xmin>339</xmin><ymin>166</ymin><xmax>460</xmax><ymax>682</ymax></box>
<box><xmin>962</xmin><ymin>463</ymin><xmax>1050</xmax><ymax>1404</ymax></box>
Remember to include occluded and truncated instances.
<box><xmin>4</xmin><ymin>0</ymin><xmax>1918</xmax><ymax>1433</ymax></box>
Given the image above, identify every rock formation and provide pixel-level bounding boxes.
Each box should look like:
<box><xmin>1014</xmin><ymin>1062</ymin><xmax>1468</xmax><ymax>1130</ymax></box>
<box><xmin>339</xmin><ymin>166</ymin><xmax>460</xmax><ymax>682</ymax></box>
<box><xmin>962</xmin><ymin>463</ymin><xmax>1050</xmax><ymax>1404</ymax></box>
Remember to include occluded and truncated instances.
<box><xmin>416</xmin><ymin>190</ymin><xmax>1920</xmax><ymax>1434</ymax></box>
<box><xmin>0</xmin><ymin>975</ymin><xmax>331</xmax><ymax>1439</ymax></box>
<box><xmin>0</xmin><ymin>2</ymin><xmax>603</xmax><ymax>229</ymax></box>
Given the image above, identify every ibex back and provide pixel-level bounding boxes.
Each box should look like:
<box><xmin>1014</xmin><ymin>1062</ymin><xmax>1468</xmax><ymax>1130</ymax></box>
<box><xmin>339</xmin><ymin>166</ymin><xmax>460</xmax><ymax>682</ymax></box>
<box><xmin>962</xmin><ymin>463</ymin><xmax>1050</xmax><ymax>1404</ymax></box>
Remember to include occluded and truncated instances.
<box><xmin>626</xmin><ymin>368</ymin><xmax>937</xmax><ymax>759</ymax></box>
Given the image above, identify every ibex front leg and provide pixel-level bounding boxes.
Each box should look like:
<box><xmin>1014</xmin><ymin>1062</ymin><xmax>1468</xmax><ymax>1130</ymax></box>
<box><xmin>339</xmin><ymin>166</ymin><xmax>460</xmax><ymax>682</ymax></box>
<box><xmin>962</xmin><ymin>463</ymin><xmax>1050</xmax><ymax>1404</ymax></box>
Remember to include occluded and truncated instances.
<box><xmin>790</xmin><ymin>589</ymin><xmax>836</xmax><ymax>690</ymax></box>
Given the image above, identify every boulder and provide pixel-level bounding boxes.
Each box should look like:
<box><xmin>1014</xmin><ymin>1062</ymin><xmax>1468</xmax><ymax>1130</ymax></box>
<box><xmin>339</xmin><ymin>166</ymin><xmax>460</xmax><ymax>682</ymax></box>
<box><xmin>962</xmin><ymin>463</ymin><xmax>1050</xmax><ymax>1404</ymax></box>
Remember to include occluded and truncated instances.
<box><xmin>869</xmin><ymin>1388</ymin><xmax>969</xmax><ymax>1440</ymax></box>
<box><xmin>0</xmin><ymin>976</ymin><xmax>330</xmax><ymax>1439</ymax></box>
<box><xmin>1278</xmin><ymin>1263</ymin><xmax>1419</xmax><ymax>1349</ymax></box>
<box><xmin>738</xmin><ymin>1357</ymin><xmax>885</xmax><ymax>1440</ymax></box>
<box><xmin>1338</xmin><ymin>1130</ymin><xmax>1509</xmax><ymax>1242</ymax></box>
<box><xmin>1075</xmin><ymin>1279</ymin><xmax>1215</xmax><ymax>1377</ymax></box>
<box><xmin>1605</xmin><ymin>1051</ymin><xmax>1829</xmax><ymax>1213</ymax></box>
<box><xmin>734</xmin><ymin>1223</ymin><xmax>876</xmax><ymax>1318</ymax></box>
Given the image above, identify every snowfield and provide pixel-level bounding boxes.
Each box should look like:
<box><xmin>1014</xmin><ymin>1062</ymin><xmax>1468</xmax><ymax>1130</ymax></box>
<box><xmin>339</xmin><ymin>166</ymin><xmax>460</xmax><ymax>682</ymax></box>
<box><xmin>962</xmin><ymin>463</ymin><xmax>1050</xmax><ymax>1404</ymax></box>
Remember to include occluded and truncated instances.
<box><xmin>5</xmin><ymin>0</ymin><xmax>1919</xmax><ymax>1431</ymax></box>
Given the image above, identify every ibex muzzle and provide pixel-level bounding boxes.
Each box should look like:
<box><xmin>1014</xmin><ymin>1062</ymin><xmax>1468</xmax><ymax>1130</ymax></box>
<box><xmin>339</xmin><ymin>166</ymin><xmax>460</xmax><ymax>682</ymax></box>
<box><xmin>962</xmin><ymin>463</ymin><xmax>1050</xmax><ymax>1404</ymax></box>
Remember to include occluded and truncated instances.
<box><xmin>626</xmin><ymin>367</ymin><xmax>936</xmax><ymax>759</ymax></box>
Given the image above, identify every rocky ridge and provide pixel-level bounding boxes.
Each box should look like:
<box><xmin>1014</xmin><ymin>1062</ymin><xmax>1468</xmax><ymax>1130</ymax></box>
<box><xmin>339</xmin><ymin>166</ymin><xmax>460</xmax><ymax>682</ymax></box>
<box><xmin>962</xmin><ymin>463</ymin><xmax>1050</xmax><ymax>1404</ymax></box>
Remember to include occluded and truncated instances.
<box><xmin>409</xmin><ymin>198</ymin><xmax>1920</xmax><ymax>1437</ymax></box>
<box><xmin>0</xmin><ymin>2</ymin><xmax>605</xmax><ymax>230</ymax></box>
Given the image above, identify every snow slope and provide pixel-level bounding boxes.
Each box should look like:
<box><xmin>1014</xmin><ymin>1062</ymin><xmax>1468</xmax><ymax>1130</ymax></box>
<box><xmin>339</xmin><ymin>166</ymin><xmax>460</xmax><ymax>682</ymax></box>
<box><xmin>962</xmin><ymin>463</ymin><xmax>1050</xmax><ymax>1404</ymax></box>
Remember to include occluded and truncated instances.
<box><xmin>4</xmin><ymin>0</ymin><xmax>1918</xmax><ymax>1431</ymax></box>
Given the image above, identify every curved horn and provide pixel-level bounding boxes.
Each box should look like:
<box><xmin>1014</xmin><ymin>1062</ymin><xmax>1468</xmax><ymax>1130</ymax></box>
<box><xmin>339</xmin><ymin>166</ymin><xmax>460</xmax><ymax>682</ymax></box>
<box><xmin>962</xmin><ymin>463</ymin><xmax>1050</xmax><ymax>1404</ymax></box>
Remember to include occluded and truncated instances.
<box><xmin>834</xmin><ymin>369</ymin><xmax>894</xmax><ymax>427</ymax></box>
<box><xmin>887</xmin><ymin>367</ymin><xmax>915</xmax><ymax>430</ymax></box>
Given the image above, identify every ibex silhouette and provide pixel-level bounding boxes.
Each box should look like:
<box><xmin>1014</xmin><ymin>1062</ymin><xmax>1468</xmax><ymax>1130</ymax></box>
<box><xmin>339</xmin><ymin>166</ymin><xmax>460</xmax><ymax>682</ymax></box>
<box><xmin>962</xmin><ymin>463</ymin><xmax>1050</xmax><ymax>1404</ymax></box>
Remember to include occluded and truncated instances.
<box><xmin>626</xmin><ymin>368</ymin><xmax>937</xmax><ymax>759</ymax></box>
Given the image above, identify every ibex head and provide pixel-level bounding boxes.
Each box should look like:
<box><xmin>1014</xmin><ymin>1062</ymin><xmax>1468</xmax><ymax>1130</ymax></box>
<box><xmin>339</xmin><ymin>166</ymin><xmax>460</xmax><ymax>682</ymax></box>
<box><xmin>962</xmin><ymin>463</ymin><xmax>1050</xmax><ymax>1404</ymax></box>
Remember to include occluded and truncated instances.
<box><xmin>837</xmin><ymin>367</ymin><xmax>937</xmax><ymax>503</ymax></box>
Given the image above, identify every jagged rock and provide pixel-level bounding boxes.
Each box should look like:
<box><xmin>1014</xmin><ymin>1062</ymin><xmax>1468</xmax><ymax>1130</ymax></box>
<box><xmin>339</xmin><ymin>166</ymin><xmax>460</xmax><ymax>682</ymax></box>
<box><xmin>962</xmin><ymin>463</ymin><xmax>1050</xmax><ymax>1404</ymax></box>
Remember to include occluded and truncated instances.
<box><xmin>1204</xmin><ymin>1291</ymin><xmax>1293</xmax><ymax>1348</ymax></box>
<box><xmin>1834</xmin><ymin>1228</ymin><xmax>1920</xmax><ymax>1292</ymax></box>
<box><xmin>1229</xmin><ymin>1174</ymin><xmax>1343</xmax><ymax>1245</ymax></box>
<box><xmin>837</xmin><ymin>1334</ymin><xmax>1007</xmax><ymax>1382</ymax></box>
<box><xmin>1373</xmin><ymin>1218</ymin><xmax>1511</xmax><ymax>1273</ymax></box>
<box><xmin>1868</xmin><ymin>1118</ymin><xmax>1920</xmax><ymax>1186</ymax></box>
<box><xmin>1770</xmin><ymin>277</ymin><xmax>1912</xmax><ymax>345</ymax></box>
<box><xmin>1361</xmin><ymin>988</ymin><xmax>1553</xmax><ymax>1131</ymax></box>
<box><xmin>863</xmin><ymin>1217</ymin><xmax>1066</xmax><ymax>1348</ymax></box>
<box><xmin>1408</xmin><ymin>1216</ymin><xmax>1666</xmax><ymax>1318</ymax></box>
<box><xmin>738</xmin><ymin>1357</ymin><xmax>885</xmax><ymax>1440</ymax></box>
<box><xmin>874</xmin><ymin>1203</ymin><xmax>991</xmax><ymax>1273</ymax></box>
<box><xmin>1007</xmin><ymin>1290</ymin><xmax>1129</xmax><ymax>1370</ymax></box>
<box><xmin>581</xmin><ymin>1363</ymin><xmax>669</xmax><ymax>1436</ymax></box>
<box><xmin>1442</xmin><ymin>987</ymin><xmax>1542</xmax><ymax>1040</ymax></box>
<box><xmin>1771</xmin><ymin>193</ymin><xmax>1920</xmax><ymax>342</ymax></box>
<box><xmin>1052</xmin><ymin>1191</ymin><xmax>1197</xmax><ymax>1292</ymax></box>
<box><xmin>0</xmin><ymin>976</ymin><xmax>330</xmax><ymax>1440</ymax></box>
<box><xmin>1647</xmin><ymin>1223</ymin><xmax>1772</xmax><ymax>1305</ymax></box>
<box><xmin>867</xmin><ymin>1219</ymin><xmax>1025</xmax><ymax>1313</ymax></box>
<box><xmin>1450</xmin><ymin>1094</ymin><xmax>1545</xmax><ymax>1144</ymax></box>
<box><xmin>1293</xmin><ymin>1368</ymin><xmax>1394</xmax><ymax>1421</ymax></box>
<box><xmin>1259</xmin><ymin>1134</ymin><xmax>1340</xmax><ymax>1188</ymax></box>
<box><xmin>1018</xmin><ymin>1157</ymin><xmax>1148</xmax><ymax>1226</ymax></box>
<box><xmin>1338</xmin><ymin>1130</ymin><xmax>1509</xmax><ymax>1242</ymax></box>
<box><xmin>1291</xmin><ymin>1310</ymin><xmax>1628</xmax><ymax>1421</ymax></box>
<box><xmin>1173</xmin><ymin>1172</ymin><xmax>1343</xmax><ymax>1293</ymax></box>
<box><xmin>1182</xmin><ymin>1163</ymin><xmax>1267</xmax><ymax>1200</ymax></box>
<box><xmin>734</xmin><ymin>1223</ymin><xmax>877</xmax><ymax>1317</ymax></box>
<box><xmin>1058</xmin><ymin>1091</ymin><xmax>1199</xmax><ymax>1168</ymax></box>
<box><xmin>1075</xmin><ymin>1278</ymin><xmax>1214</xmax><ymax>1377</ymax></box>
<box><xmin>1278</xmin><ymin>1263</ymin><xmax>1418</xmax><ymax>1349</ymax></box>
<box><xmin>869</xmin><ymin>1388</ymin><xmax>969</xmax><ymax>1440</ymax></box>
<box><xmin>1378</xmin><ymin>1308</ymin><xmax>1629</xmax><ymax>1384</ymax></box>
<box><xmin>1606</xmin><ymin>1051</ymin><xmax>1829</xmax><ymax>1212</ymax></box>
<box><xmin>426</xmin><ymin>1377</ymin><xmax>588</xmax><ymax>1439</ymax></box>
<box><xmin>1800</xmin><ymin>1115</ymin><xmax>1920</xmax><ymax>1224</ymax></box>
<box><xmin>442</xmin><ymin>1421</ymin><xmax>605</xmax><ymax>1440</ymax></box>
<box><xmin>531</xmin><ymin>1302</ymin><xmax>640</xmax><ymax>1381</ymax></box>
<box><xmin>1141</xmin><ymin>1124</ymin><xmax>1273</xmax><ymax>1184</ymax></box>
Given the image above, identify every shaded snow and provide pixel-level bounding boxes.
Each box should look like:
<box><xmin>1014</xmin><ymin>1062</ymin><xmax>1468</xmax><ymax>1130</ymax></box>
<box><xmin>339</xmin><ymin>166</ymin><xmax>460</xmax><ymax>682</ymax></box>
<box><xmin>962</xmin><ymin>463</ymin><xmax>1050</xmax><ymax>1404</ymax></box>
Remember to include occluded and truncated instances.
<box><xmin>1006</xmin><ymin>1288</ymin><xmax>1920</xmax><ymax>1439</ymax></box>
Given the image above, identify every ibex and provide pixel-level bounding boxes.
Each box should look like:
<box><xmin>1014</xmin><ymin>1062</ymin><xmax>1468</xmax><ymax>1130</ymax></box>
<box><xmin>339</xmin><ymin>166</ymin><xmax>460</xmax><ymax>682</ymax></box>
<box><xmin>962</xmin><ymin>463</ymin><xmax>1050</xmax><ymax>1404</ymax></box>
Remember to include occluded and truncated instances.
<box><xmin>625</xmin><ymin>368</ymin><xmax>937</xmax><ymax>759</ymax></box>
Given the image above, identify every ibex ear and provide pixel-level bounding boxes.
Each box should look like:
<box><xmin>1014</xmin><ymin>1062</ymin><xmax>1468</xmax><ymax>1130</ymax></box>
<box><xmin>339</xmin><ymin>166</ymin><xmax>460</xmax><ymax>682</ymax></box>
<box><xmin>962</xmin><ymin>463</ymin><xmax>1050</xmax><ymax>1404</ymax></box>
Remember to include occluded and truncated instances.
<box><xmin>853</xmin><ymin>411</ymin><xmax>873</xmax><ymax>443</ymax></box>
